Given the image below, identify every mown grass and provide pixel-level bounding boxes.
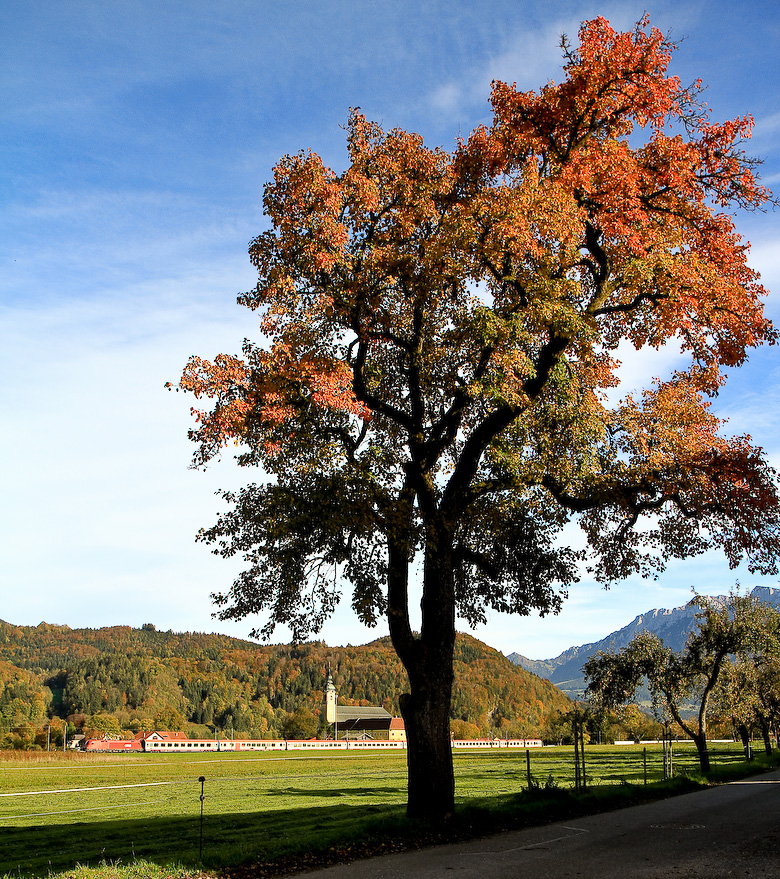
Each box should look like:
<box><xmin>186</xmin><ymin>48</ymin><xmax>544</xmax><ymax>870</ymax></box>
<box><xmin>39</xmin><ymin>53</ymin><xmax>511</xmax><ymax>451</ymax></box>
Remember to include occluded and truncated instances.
<box><xmin>1</xmin><ymin>744</ymin><xmax>776</xmax><ymax>879</ymax></box>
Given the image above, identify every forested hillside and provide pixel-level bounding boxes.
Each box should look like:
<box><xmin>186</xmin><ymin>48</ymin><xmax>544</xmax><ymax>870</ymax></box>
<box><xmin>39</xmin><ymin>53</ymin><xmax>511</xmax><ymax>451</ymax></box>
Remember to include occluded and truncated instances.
<box><xmin>0</xmin><ymin>621</ymin><xmax>569</xmax><ymax>747</ymax></box>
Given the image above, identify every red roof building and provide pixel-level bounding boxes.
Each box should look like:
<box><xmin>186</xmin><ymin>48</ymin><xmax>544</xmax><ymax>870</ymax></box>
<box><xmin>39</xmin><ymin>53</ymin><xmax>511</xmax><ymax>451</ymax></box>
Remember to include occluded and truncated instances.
<box><xmin>133</xmin><ymin>730</ymin><xmax>189</xmax><ymax>742</ymax></box>
<box><xmin>389</xmin><ymin>717</ymin><xmax>406</xmax><ymax>742</ymax></box>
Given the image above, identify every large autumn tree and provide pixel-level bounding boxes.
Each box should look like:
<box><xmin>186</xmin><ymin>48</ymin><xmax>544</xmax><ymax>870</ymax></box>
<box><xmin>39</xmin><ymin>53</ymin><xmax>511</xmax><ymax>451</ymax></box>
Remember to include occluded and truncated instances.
<box><xmin>175</xmin><ymin>17</ymin><xmax>780</xmax><ymax>820</ymax></box>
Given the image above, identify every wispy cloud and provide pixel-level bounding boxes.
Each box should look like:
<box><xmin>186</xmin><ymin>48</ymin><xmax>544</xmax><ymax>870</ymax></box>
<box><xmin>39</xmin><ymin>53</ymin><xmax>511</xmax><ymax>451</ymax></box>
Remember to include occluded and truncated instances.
<box><xmin>0</xmin><ymin>267</ymin><xmax>258</xmax><ymax>634</ymax></box>
<box><xmin>422</xmin><ymin>4</ymin><xmax>673</xmax><ymax>123</ymax></box>
<box><xmin>424</xmin><ymin>16</ymin><xmax>580</xmax><ymax>121</ymax></box>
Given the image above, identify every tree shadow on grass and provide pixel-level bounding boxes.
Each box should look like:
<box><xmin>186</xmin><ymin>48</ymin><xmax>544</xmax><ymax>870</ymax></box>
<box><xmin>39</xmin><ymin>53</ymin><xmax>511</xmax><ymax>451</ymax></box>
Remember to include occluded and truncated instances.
<box><xmin>0</xmin><ymin>802</ymin><xmax>405</xmax><ymax>877</ymax></box>
<box><xmin>265</xmin><ymin>786</ymin><xmax>401</xmax><ymax>798</ymax></box>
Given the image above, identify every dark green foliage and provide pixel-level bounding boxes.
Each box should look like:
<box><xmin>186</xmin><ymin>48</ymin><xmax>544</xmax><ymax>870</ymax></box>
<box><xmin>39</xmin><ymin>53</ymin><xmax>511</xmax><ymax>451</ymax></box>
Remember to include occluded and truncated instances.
<box><xmin>282</xmin><ymin>706</ymin><xmax>319</xmax><ymax>739</ymax></box>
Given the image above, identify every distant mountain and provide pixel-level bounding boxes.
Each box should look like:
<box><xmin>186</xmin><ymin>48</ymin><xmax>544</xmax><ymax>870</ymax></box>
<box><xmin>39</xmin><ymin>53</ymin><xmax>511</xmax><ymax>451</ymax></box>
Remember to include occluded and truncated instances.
<box><xmin>508</xmin><ymin>586</ymin><xmax>780</xmax><ymax>700</ymax></box>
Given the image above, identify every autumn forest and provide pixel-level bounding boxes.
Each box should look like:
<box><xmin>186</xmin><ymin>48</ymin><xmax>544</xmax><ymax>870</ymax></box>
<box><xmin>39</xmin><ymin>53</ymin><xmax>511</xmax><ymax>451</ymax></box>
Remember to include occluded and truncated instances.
<box><xmin>0</xmin><ymin>619</ymin><xmax>570</xmax><ymax>749</ymax></box>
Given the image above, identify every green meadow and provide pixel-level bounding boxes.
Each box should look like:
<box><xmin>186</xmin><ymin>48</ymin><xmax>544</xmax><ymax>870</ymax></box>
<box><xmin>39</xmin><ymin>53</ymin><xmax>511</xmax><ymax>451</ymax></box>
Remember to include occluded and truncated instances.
<box><xmin>0</xmin><ymin>743</ymin><xmax>760</xmax><ymax>878</ymax></box>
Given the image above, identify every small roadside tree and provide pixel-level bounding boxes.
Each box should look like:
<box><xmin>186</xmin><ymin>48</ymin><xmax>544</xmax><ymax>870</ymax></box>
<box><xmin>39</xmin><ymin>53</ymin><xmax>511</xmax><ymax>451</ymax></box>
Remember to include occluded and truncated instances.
<box><xmin>718</xmin><ymin>658</ymin><xmax>764</xmax><ymax>753</ymax></box>
<box><xmin>715</xmin><ymin>603</ymin><xmax>780</xmax><ymax>754</ymax></box>
<box><xmin>754</xmin><ymin>663</ymin><xmax>780</xmax><ymax>750</ymax></box>
<box><xmin>175</xmin><ymin>17</ymin><xmax>780</xmax><ymax>819</ymax></box>
<box><xmin>584</xmin><ymin>592</ymin><xmax>774</xmax><ymax>771</ymax></box>
<box><xmin>541</xmin><ymin>710</ymin><xmax>572</xmax><ymax>746</ymax></box>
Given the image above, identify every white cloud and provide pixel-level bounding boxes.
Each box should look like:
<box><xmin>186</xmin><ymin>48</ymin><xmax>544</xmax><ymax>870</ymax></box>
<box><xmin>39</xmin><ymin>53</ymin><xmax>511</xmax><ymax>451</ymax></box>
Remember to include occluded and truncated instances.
<box><xmin>423</xmin><ymin>17</ymin><xmax>576</xmax><ymax>121</ymax></box>
<box><xmin>607</xmin><ymin>338</ymin><xmax>687</xmax><ymax>401</ymax></box>
<box><xmin>421</xmin><ymin>4</ymin><xmax>660</xmax><ymax>123</ymax></box>
<box><xmin>0</xmin><ymin>251</ymin><xmax>262</xmax><ymax>634</ymax></box>
<box><xmin>750</xmin><ymin>111</ymin><xmax>780</xmax><ymax>153</ymax></box>
<box><xmin>750</xmin><ymin>236</ymin><xmax>780</xmax><ymax>304</ymax></box>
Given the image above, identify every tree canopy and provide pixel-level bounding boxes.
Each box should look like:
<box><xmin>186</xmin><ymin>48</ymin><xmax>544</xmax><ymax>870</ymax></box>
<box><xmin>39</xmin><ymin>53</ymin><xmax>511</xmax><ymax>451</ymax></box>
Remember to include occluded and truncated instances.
<box><xmin>175</xmin><ymin>16</ymin><xmax>780</xmax><ymax>819</ymax></box>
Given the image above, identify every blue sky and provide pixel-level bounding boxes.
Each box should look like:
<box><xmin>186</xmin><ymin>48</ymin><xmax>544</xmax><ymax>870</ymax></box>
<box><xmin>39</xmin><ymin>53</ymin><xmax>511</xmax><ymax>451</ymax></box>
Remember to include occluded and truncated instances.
<box><xmin>2</xmin><ymin>0</ymin><xmax>779</xmax><ymax>660</ymax></box>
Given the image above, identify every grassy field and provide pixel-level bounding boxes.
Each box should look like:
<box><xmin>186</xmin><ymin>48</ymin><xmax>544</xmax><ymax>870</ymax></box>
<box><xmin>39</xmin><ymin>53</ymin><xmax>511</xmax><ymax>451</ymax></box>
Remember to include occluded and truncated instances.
<box><xmin>0</xmin><ymin>743</ymin><xmax>760</xmax><ymax>878</ymax></box>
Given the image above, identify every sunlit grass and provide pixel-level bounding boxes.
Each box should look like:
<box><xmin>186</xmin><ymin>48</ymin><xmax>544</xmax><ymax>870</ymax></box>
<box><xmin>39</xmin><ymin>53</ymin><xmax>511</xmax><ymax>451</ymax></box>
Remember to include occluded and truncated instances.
<box><xmin>0</xmin><ymin>743</ymin><xmax>774</xmax><ymax>879</ymax></box>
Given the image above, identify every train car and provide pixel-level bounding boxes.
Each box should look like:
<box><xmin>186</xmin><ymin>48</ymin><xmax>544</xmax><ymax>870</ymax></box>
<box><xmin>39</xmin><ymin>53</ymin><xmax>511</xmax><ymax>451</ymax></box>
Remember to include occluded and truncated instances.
<box><xmin>260</xmin><ymin>739</ymin><xmax>342</xmax><ymax>751</ymax></box>
<box><xmin>141</xmin><ymin>738</ymin><xmax>226</xmax><ymax>752</ymax></box>
<box><xmin>284</xmin><ymin>738</ymin><xmax>405</xmax><ymax>750</ymax></box>
<box><xmin>82</xmin><ymin>738</ymin><xmax>143</xmax><ymax>752</ymax></box>
<box><xmin>451</xmin><ymin>738</ymin><xmax>543</xmax><ymax>749</ymax></box>
<box><xmin>135</xmin><ymin>734</ymin><xmax>540</xmax><ymax>753</ymax></box>
<box><xmin>141</xmin><ymin>737</ymin><xmax>289</xmax><ymax>752</ymax></box>
<box><xmin>139</xmin><ymin>737</ymin><xmax>407</xmax><ymax>752</ymax></box>
<box><xmin>232</xmin><ymin>739</ymin><xmax>288</xmax><ymax>751</ymax></box>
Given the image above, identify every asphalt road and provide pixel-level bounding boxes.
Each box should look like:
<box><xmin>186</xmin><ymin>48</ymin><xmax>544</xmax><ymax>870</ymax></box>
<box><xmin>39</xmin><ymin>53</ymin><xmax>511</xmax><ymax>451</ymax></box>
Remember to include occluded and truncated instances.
<box><xmin>300</xmin><ymin>769</ymin><xmax>780</xmax><ymax>879</ymax></box>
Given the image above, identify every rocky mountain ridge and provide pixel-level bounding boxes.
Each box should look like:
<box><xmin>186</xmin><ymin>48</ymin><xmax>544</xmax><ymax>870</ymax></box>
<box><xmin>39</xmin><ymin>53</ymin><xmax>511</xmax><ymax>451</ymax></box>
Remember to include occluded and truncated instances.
<box><xmin>508</xmin><ymin>586</ymin><xmax>780</xmax><ymax>699</ymax></box>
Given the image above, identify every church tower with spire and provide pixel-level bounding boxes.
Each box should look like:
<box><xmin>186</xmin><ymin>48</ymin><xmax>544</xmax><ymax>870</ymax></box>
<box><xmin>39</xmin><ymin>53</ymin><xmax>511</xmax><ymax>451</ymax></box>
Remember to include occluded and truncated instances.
<box><xmin>324</xmin><ymin>669</ymin><xmax>337</xmax><ymax>725</ymax></box>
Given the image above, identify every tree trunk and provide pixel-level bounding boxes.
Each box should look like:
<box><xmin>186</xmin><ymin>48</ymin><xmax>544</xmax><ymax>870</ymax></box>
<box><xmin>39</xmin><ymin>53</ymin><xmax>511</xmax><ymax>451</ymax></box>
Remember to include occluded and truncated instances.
<box><xmin>387</xmin><ymin>516</ymin><xmax>457</xmax><ymax>822</ymax></box>
<box><xmin>737</xmin><ymin>723</ymin><xmax>751</xmax><ymax>759</ymax></box>
<box><xmin>693</xmin><ymin>732</ymin><xmax>710</xmax><ymax>773</ymax></box>
<box><xmin>400</xmin><ymin>656</ymin><xmax>455</xmax><ymax>821</ymax></box>
<box><xmin>758</xmin><ymin>715</ymin><xmax>772</xmax><ymax>755</ymax></box>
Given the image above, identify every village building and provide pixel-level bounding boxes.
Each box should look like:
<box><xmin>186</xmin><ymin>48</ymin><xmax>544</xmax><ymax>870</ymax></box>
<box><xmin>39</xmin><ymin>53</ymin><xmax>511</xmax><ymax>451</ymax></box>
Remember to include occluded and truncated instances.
<box><xmin>323</xmin><ymin>672</ymin><xmax>406</xmax><ymax>741</ymax></box>
<box><xmin>389</xmin><ymin>717</ymin><xmax>406</xmax><ymax>742</ymax></box>
<box><xmin>133</xmin><ymin>730</ymin><xmax>188</xmax><ymax>744</ymax></box>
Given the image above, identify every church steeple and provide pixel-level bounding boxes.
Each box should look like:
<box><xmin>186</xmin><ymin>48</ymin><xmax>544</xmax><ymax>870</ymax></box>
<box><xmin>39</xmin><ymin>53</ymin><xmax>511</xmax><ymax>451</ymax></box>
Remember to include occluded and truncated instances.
<box><xmin>324</xmin><ymin>667</ymin><xmax>337</xmax><ymax>724</ymax></box>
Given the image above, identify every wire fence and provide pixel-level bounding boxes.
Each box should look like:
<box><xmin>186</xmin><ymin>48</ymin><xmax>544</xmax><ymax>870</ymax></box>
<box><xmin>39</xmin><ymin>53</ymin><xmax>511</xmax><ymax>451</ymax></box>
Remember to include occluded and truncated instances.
<box><xmin>0</xmin><ymin>743</ymin><xmax>765</xmax><ymax>876</ymax></box>
<box><xmin>519</xmin><ymin>742</ymin><xmax>749</xmax><ymax>790</ymax></box>
<box><xmin>0</xmin><ymin>742</ymin><xmax>753</xmax><ymax>827</ymax></box>
<box><xmin>451</xmin><ymin>742</ymin><xmax>754</xmax><ymax>797</ymax></box>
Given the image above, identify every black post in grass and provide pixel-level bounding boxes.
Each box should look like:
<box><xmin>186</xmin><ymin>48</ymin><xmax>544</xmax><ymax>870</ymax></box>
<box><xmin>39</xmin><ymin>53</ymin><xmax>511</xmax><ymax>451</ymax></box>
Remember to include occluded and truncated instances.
<box><xmin>573</xmin><ymin>713</ymin><xmax>580</xmax><ymax>791</ymax></box>
<box><xmin>573</xmin><ymin>707</ymin><xmax>587</xmax><ymax>792</ymax></box>
<box><xmin>526</xmin><ymin>748</ymin><xmax>532</xmax><ymax>789</ymax></box>
<box><xmin>662</xmin><ymin>725</ymin><xmax>671</xmax><ymax>779</ymax></box>
<box><xmin>198</xmin><ymin>776</ymin><xmax>206</xmax><ymax>860</ymax></box>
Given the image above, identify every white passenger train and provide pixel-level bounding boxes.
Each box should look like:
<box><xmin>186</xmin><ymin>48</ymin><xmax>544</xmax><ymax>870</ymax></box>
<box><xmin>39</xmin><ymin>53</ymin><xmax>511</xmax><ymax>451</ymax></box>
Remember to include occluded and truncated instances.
<box><xmin>136</xmin><ymin>737</ymin><xmax>543</xmax><ymax>752</ymax></box>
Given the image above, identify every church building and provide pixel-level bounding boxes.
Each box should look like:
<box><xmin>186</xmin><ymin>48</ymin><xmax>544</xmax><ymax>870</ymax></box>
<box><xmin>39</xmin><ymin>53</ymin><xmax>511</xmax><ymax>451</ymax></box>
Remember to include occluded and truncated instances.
<box><xmin>323</xmin><ymin>672</ymin><xmax>405</xmax><ymax>741</ymax></box>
